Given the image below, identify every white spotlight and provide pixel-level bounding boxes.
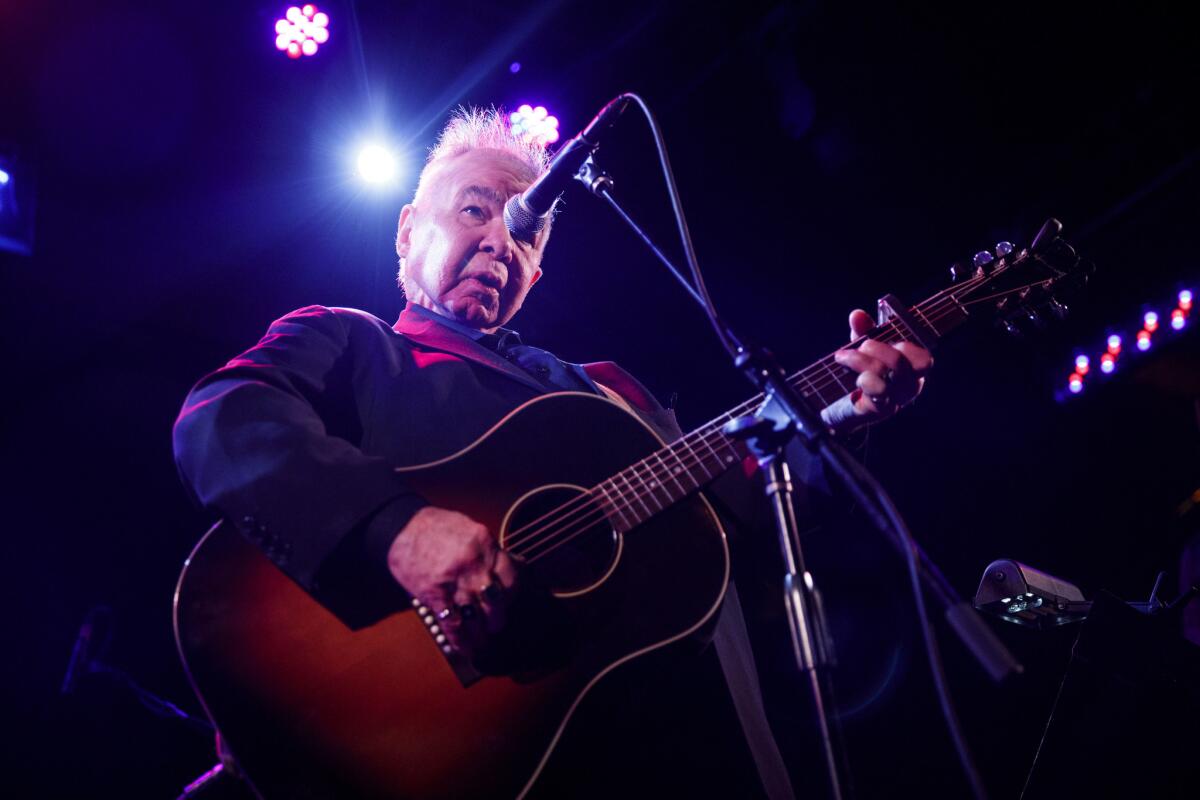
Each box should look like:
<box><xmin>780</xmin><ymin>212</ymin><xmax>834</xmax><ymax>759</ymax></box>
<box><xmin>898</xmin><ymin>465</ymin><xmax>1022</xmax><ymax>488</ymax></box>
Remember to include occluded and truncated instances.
<box><xmin>356</xmin><ymin>144</ymin><xmax>397</xmax><ymax>184</ymax></box>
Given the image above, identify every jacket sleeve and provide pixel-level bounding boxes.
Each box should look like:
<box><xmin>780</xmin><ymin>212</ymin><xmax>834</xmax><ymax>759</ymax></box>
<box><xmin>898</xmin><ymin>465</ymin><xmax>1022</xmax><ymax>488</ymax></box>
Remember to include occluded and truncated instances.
<box><xmin>172</xmin><ymin>305</ymin><xmax>426</xmax><ymax>619</ymax></box>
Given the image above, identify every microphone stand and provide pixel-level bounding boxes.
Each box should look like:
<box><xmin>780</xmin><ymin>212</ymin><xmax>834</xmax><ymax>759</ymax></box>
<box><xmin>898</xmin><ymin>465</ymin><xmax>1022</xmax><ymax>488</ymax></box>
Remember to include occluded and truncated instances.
<box><xmin>577</xmin><ymin>149</ymin><xmax>1008</xmax><ymax>799</ymax></box>
<box><xmin>579</xmin><ymin>156</ymin><xmax>848</xmax><ymax>797</ymax></box>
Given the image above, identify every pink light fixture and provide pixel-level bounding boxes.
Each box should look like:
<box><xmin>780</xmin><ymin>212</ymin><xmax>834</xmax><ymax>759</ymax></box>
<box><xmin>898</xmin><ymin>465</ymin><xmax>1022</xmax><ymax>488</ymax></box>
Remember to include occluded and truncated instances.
<box><xmin>275</xmin><ymin>5</ymin><xmax>330</xmax><ymax>59</ymax></box>
<box><xmin>509</xmin><ymin>105</ymin><xmax>561</xmax><ymax>148</ymax></box>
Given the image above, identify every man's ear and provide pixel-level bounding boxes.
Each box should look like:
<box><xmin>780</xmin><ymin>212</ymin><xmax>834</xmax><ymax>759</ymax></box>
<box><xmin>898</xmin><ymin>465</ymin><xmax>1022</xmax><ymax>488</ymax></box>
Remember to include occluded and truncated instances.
<box><xmin>395</xmin><ymin>204</ymin><xmax>415</xmax><ymax>257</ymax></box>
<box><xmin>529</xmin><ymin>267</ymin><xmax>543</xmax><ymax>288</ymax></box>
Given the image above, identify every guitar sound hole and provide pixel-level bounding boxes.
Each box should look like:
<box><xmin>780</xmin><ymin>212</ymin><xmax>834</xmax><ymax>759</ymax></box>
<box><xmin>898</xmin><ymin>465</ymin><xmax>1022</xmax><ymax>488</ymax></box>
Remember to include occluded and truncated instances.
<box><xmin>503</xmin><ymin>485</ymin><xmax>620</xmax><ymax>596</ymax></box>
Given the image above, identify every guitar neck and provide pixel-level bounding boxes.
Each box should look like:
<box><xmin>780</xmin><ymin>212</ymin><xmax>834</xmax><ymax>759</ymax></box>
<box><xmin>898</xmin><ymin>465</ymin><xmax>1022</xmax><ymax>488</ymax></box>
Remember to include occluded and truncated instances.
<box><xmin>593</xmin><ymin>288</ymin><xmax>973</xmax><ymax>532</ymax></box>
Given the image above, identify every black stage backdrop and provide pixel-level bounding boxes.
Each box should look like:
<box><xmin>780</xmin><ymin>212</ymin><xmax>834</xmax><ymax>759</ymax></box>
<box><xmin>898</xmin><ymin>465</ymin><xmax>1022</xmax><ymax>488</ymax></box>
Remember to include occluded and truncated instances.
<box><xmin>3</xmin><ymin>1</ymin><xmax>1198</xmax><ymax>797</ymax></box>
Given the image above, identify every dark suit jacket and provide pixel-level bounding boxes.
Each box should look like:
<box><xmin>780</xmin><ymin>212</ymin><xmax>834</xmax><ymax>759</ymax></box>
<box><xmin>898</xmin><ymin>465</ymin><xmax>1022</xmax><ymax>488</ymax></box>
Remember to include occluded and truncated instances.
<box><xmin>173</xmin><ymin>304</ymin><xmax>685</xmax><ymax>620</ymax></box>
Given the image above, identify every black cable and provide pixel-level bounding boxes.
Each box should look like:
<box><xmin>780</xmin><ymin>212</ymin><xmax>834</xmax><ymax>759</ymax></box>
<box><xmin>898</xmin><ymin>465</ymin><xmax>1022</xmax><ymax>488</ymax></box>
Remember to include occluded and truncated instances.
<box><xmin>619</xmin><ymin>92</ymin><xmax>988</xmax><ymax>799</ymax></box>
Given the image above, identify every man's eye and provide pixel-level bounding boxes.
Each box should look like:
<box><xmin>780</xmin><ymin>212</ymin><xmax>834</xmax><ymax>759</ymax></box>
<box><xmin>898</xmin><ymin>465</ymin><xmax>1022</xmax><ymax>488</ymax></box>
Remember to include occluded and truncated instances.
<box><xmin>462</xmin><ymin>206</ymin><xmax>485</xmax><ymax>219</ymax></box>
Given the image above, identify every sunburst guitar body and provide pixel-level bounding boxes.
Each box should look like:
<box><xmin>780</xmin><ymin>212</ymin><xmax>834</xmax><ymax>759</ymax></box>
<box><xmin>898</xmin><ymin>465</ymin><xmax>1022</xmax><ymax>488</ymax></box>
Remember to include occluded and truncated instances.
<box><xmin>175</xmin><ymin>392</ymin><xmax>730</xmax><ymax>800</ymax></box>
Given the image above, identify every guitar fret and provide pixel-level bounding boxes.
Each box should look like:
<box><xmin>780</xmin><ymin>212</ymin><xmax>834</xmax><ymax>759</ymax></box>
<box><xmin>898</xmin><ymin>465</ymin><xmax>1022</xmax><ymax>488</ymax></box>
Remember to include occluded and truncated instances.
<box><xmin>634</xmin><ymin>460</ymin><xmax>665</xmax><ymax>512</ymax></box>
<box><xmin>619</xmin><ymin>470</ymin><xmax>653</xmax><ymax>523</ymax></box>
<box><xmin>914</xmin><ymin>306</ymin><xmax>941</xmax><ymax>336</ymax></box>
<box><xmin>699</xmin><ymin>431</ymin><xmax>730</xmax><ymax>473</ymax></box>
<box><xmin>797</xmin><ymin>371</ymin><xmax>821</xmax><ymax>403</ymax></box>
<box><xmin>686</xmin><ymin>435</ymin><xmax>716</xmax><ymax>480</ymax></box>
<box><xmin>829</xmin><ymin>361</ymin><xmax>854</xmax><ymax>394</ymax></box>
<box><xmin>654</xmin><ymin>452</ymin><xmax>685</xmax><ymax>501</ymax></box>
<box><xmin>891</xmin><ymin>315</ymin><xmax>921</xmax><ymax>345</ymax></box>
<box><xmin>597</xmin><ymin>480</ymin><xmax>631</xmax><ymax>533</ymax></box>
<box><xmin>669</xmin><ymin>441</ymin><xmax>701</xmax><ymax>491</ymax></box>
<box><xmin>817</xmin><ymin>364</ymin><xmax>844</xmax><ymax>405</ymax></box>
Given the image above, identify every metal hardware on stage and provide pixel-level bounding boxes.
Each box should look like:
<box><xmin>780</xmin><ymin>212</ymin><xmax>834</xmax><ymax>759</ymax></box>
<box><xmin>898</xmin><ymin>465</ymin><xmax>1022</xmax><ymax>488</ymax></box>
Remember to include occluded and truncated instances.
<box><xmin>973</xmin><ymin>559</ymin><xmax>1090</xmax><ymax>628</ymax></box>
<box><xmin>1022</xmin><ymin>591</ymin><xmax>1200</xmax><ymax>798</ymax></box>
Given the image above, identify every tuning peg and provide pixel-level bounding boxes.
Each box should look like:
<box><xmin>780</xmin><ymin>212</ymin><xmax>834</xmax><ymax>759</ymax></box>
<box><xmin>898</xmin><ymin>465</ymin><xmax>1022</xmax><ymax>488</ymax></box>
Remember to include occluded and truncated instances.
<box><xmin>1031</xmin><ymin>218</ymin><xmax>1063</xmax><ymax>253</ymax></box>
<box><xmin>973</xmin><ymin>250</ymin><xmax>995</xmax><ymax>272</ymax></box>
<box><xmin>995</xmin><ymin>241</ymin><xmax>1015</xmax><ymax>258</ymax></box>
<box><xmin>950</xmin><ymin>262</ymin><xmax>971</xmax><ymax>282</ymax></box>
<box><xmin>1025</xmin><ymin>308</ymin><xmax>1046</xmax><ymax>329</ymax></box>
<box><xmin>999</xmin><ymin>318</ymin><xmax>1023</xmax><ymax>338</ymax></box>
<box><xmin>1047</xmin><ymin>299</ymin><xmax>1069</xmax><ymax>320</ymax></box>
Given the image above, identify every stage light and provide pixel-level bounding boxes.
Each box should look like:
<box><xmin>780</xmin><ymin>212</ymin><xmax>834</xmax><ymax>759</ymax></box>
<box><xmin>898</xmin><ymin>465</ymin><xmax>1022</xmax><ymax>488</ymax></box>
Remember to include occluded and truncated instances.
<box><xmin>1172</xmin><ymin>309</ymin><xmax>1186</xmax><ymax>330</ymax></box>
<box><xmin>275</xmin><ymin>4</ymin><xmax>329</xmax><ymax>58</ymax></box>
<box><xmin>1074</xmin><ymin>355</ymin><xmax>1089</xmax><ymax>375</ymax></box>
<box><xmin>510</xmin><ymin>62</ymin><xmax>521</xmax><ymax>74</ymax></box>
<box><xmin>1136</xmin><ymin>330</ymin><xmax>1152</xmax><ymax>351</ymax></box>
<box><xmin>1143</xmin><ymin>311</ymin><xmax>1159</xmax><ymax>332</ymax></box>
<box><xmin>509</xmin><ymin>104</ymin><xmax>560</xmax><ymax>148</ymax></box>
<box><xmin>1107</xmin><ymin>334</ymin><xmax>1122</xmax><ymax>354</ymax></box>
<box><xmin>1180</xmin><ymin>290</ymin><xmax>1193</xmax><ymax>311</ymax></box>
<box><xmin>356</xmin><ymin>144</ymin><xmax>397</xmax><ymax>184</ymax></box>
<box><xmin>1068</xmin><ymin>373</ymin><xmax>1083</xmax><ymax>393</ymax></box>
<box><xmin>0</xmin><ymin>152</ymin><xmax>33</xmax><ymax>256</ymax></box>
<box><xmin>1100</xmin><ymin>353</ymin><xmax>1115</xmax><ymax>374</ymax></box>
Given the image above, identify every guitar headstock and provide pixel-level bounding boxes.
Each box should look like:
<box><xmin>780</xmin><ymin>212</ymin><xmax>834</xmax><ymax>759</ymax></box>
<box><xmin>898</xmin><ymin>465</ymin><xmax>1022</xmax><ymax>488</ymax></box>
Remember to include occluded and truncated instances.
<box><xmin>945</xmin><ymin>218</ymin><xmax>1094</xmax><ymax>337</ymax></box>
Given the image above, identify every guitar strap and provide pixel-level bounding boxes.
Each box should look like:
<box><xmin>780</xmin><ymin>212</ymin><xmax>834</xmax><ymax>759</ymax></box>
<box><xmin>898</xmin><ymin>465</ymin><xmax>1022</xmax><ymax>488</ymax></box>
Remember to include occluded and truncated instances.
<box><xmin>713</xmin><ymin>581</ymin><xmax>797</xmax><ymax>800</ymax></box>
<box><xmin>591</xmin><ymin>370</ymin><xmax>795</xmax><ymax>798</ymax></box>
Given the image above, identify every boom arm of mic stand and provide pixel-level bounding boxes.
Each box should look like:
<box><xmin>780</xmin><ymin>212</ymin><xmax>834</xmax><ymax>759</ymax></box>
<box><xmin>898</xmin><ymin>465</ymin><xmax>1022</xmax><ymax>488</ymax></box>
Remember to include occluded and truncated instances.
<box><xmin>579</xmin><ymin>159</ymin><xmax>1022</xmax><ymax>683</ymax></box>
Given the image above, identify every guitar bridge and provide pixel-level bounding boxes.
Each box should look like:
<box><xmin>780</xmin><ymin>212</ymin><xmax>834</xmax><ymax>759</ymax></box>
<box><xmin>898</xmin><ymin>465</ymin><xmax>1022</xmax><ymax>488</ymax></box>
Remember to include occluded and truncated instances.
<box><xmin>410</xmin><ymin>598</ymin><xmax>483</xmax><ymax>688</ymax></box>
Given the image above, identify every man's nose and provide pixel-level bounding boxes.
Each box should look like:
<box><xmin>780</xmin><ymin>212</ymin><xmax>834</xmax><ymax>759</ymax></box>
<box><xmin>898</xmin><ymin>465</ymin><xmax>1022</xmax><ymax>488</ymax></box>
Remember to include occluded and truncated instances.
<box><xmin>479</xmin><ymin>216</ymin><xmax>515</xmax><ymax>263</ymax></box>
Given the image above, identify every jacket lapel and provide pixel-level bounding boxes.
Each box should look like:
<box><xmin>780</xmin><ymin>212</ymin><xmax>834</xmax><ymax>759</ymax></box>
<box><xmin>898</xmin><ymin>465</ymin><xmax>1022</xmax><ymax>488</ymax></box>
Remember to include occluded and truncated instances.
<box><xmin>393</xmin><ymin>308</ymin><xmax>548</xmax><ymax>394</ymax></box>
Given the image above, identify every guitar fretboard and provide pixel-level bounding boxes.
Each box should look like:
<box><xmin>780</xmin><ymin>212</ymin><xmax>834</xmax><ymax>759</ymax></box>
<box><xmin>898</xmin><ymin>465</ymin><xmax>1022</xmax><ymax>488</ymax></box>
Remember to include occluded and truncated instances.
<box><xmin>591</xmin><ymin>288</ymin><xmax>972</xmax><ymax>531</ymax></box>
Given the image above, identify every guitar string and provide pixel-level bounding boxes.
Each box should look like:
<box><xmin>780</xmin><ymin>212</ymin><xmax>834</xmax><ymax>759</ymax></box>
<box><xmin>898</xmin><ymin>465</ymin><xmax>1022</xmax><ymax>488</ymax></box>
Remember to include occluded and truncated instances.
<box><xmin>504</xmin><ymin>285</ymin><xmax>988</xmax><ymax>561</ymax></box>
<box><xmin>505</xmin><ymin>263</ymin><xmax>1048</xmax><ymax>559</ymax></box>
<box><xmin>501</xmin><ymin>280</ymin><xmax>985</xmax><ymax>555</ymax></box>
<box><xmin>503</xmin><ymin>280</ymin><xmax>993</xmax><ymax>559</ymax></box>
<box><xmin>515</xmin><ymin>273</ymin><xmax>1061</xmax><ymax>564</ymax></box>
<box><xmin>505</xmin><ymin>311</ymin><xmax>910</xmax><ymax>556</ymax></box>
<box><xmin>505</xmin><ymin>284</ymin><xmax>986</xmax><ymax>560</ymax></box>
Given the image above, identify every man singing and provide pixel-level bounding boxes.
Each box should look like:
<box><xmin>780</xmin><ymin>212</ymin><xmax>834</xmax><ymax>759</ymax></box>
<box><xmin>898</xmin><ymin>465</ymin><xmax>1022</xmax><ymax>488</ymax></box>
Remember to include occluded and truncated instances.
<box><xmin>174</xmin><ymin>108</ymin><xmax>931</xmax><ymax>799</ymax></box>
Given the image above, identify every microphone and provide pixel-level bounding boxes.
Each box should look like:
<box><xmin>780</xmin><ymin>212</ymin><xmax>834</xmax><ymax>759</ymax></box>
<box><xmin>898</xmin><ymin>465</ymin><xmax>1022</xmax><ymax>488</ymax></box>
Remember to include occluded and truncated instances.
<box><xmin>504</xmin><ymin>95</ymin><xmax>630</xmax><ymax>241</ymax></box>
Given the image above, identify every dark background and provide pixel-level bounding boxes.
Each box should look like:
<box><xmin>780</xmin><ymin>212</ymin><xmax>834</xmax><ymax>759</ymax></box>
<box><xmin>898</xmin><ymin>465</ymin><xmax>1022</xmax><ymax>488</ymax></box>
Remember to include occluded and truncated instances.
<box><xmin>3</xmin><ymin>1</ymin><xmax>1198</xmax><ymax>797</ymax></box>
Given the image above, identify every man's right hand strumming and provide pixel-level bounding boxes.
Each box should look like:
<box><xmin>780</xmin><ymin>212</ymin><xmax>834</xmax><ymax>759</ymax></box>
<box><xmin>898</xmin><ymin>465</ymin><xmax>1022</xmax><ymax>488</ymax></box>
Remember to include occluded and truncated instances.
<box><xmin>386</xmin><ymin>506</ymin><xmax>518</xmax><ymax>652</ymax></box>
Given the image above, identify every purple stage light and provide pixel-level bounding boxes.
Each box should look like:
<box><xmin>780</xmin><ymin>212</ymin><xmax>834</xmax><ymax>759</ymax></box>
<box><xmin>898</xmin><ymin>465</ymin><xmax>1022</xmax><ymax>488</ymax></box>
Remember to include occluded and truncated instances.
<box><xmin>1180</xmin><ymin>289</ymin><xmax>1193</xmax><ymax>311</ymax></box>
<box><xmin>1107</xmin><ymin>334</ymin><xmax>1122</xmax><ymax>353</ymax></box>
<box><xmin>1143</xmin><ymin>310</ymin><xmax>1159</xmax><ymax>332</ymax></box>
<box><xmin>510</xmin><ymin>62</ymin><xmax>521</xmax><ymax>74</ymax></box>
<box><xmin>1068</xmin><ymin>373</ymin><xmax>1084</xmax><ymax>394</ymax></box>
<box><xmin>1100</xmin><ymin>353</ymin><xmax>1115</xmax><ymax>374</ymax></box>
<box><xmin>1074</xmin><ymin>354</ymin><xmax>1089</xmax><ymax>374</ymax></box>
<box><xmin>275</xmin><ymin>4</ymin><xmax>329</xmax><ymax>59</ymax></box>
<box><xmin>1171</xmin><ymin>309</ymin><xmax>1186</xmax><ymax>330</ymax></box>
<box><xmin>509</xmin><ymin>104</ymin><xmax>561</xmax><ymax>148</ymax></box>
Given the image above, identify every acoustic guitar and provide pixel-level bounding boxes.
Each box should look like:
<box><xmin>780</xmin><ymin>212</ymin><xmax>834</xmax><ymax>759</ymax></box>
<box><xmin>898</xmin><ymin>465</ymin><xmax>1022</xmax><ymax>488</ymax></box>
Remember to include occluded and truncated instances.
<box><xmin>175</xmin><ymin>220</ymin><xmax>1087</xmax><ymax>798</ymax></box>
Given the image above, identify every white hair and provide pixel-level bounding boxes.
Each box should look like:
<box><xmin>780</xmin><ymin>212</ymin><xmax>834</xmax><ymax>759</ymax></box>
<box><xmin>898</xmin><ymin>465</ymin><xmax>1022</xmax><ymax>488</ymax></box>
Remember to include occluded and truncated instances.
<box><xmin>413</xmin><ymin>106</ymin><xmax>549</xmax><ymax>205</ymax></box>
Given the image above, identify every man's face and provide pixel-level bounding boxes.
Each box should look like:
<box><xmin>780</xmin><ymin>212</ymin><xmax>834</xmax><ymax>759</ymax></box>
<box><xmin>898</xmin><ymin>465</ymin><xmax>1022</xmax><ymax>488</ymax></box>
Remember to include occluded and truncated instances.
<box><xmin>396</xmin><ymin>149</ymin><xmax>548</xmax><ymax>331</ymax></box>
